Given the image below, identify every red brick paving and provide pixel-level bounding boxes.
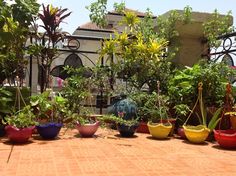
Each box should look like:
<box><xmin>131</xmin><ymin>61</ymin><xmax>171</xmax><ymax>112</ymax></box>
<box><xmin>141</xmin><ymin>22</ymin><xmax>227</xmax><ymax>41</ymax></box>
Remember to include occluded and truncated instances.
<box><xmin>1</xmin><ymin>128</ymin><xmax>236</xmax><ymax>176</ymax></box>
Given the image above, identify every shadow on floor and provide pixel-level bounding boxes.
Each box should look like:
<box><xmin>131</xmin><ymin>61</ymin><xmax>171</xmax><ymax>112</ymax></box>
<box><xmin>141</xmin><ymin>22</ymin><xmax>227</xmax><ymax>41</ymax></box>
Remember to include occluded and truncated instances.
<box><xmin>146</xmin><ymin>136</ymin><xmax>171</xmax><ymax>141</ymax></box>
<box><xmin>3</xmin><ymin>140</ymin><xmax>34</xmax><ymax>146</ymax></box>
<box><xmin>182</xmin><ymin>140</ymin><xmax>209</xmax><ymax>146</ymax></box>
<box><xmin>114</xmin><ymin>134</ymin><xmax>138</xmax><ymax>139</ymax></box>
<box><xmin>212</xmin><ymin>144</ymin><xmax>236</xmax><ymax>151</ymax></box>
<box><xmin>33</xmin><ymin>135</ymin><xmax>61</xmax><ymax>142</ymax></box>
<box><xmin>73</xmin><ymin>134</ymin><xmax>100</xmax><ymax>139</ymax></box>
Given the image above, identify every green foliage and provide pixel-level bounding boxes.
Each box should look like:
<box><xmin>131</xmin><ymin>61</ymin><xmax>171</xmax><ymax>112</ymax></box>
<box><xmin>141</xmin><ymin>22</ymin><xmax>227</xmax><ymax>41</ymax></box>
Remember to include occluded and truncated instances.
<box><xmin>86</xmin><ymin>0</ymin><xmax>108</xmax><ymax>28</ymax></box>
<box><xmin>203</xmin><ymin>10</ymin><xmax>234</xmax><ymax>48</ymax></box>
<box><xmin>0</xmin><ymin>0</ymin><xmax>40</xmax><ymax>85</ymax></box>
<box><xmin>156</xmin><ymin>7</ymin><xmax>192</xmax><ymax>62</ymax></box>
<box><xmin>30</xmin><ymin>91</ymin><xmax>68</xmax><ymax>123</ymax></box>
<box><xmin>207</xmin><ymin>107</ymin><xmax>222</xmax><ymax>131</ymax></box>
<box><xmin>119</xmin><ymin>11</ymin><xmax>140</xmax><ymax>31</ymax></box>
<box><xmin>3</xmin><ymin>105</ymin><xmax>37</xmax><ymax>128</ymax></box>
<box><xmin>168</xmin><ymin>60</ymin><xmax>236</xmax><ymax>109</ymax></box>
<box><xmin>142</xmin><ymin>92</ymin><xmax>169</xmax><ymax>123</ymax></box>
<box><xmin>99</xmin><ymin>114</ymin><xmax>138</xmax><ymax>127</ymax></box>
<box><xmin>30</xmin><ymin>91</ymin><xmax>53</xmax><ymax>119</ymax></box>
<box><xmin>174</xmin><ymin>104</ymin><xmax>191</xmax><ymax>117</ymax></box>
<box><xmin>61</xmin><ymin>66</ymin><xmax>94</xmax><ymax>114</ymax></box>
<box><xmin>156</xmin><ymin>10</ymin><xmax>181</xmax><ymax>42</ymax></box>
<box><xmin>182</xmin><ymin>6</ymin><xmax>192</xmax><ymax>24</ymax></box>
<box><xmin>100</xmin><ymin>14</ymin><xmax>169</xmax><ymax>92</ymax></box>
<box><xmin>138</xmin><ymin>8</ymin><xmax>157</xmax><ymax>42</ymax></box>
<box><xmin>0</xmin><ymin>87</ymin><xmax>12</xmax><ymax>117</ymax></box>
<box><xmin>129</xmin><ymin>91</ymin><xmax>149</xmax><ymax>121</ymax></box>
<box><xmin>12</xmin><ymin>0</ymin><xmax>40</xmax><ymax>27</ymax></box>
<box><xmin>113</xmin><ymin>2</ymin><xmax>125</xmax><ymax>14</ymax></box>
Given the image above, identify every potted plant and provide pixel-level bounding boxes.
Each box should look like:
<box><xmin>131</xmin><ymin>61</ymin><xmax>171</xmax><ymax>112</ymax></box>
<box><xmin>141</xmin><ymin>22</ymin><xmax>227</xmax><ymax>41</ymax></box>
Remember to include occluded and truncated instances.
<box><xmin>30</xmin><ymin>91</ymin><xmax>67</xmax><ymax>139</ymax></box>
<box><xmin>61</xmin><ymin>66</ymin><xmax>104</xmax><ymax>137</ymax></box>
<box><xmin>4</xmin><ymin>105</ymin><xmax>37</xmax><ymax>143</ymax></box>
<box><xmin>214</xmin><ymin>84</ymin><xmax>236</xmax><ymax>149</ymax></box>
<box><xmin>66</xmin><ymin>107</ymin><xmax>101</xmax><ymax>138</ymax></box>
<box><xmin>129</xmin><ymin>91</ymin><xmax>150</xmax><ymax>133</ymax></box>
<box><xmin>183</xmin><ymin>82</ymin><xmax>222</xmax><ymax>144</ymax></box>
<box><xmin>115</xmin><ymin>111</ymin><xmax>139</xmax><ymax>137</ymax></box>
<box><xmin>144</xmin><ymin>82</ymin><xmax>173</xmax><ymax>139</ymax></box>
<box><xmin>107</xmin><ymin>96</ymin><xmax>139</xmax><ymax>137</ymax></box>
<box><xmin>2</xmin><ymin>76</ymin><xmax>37</xmax><ymax>143</ymax></box>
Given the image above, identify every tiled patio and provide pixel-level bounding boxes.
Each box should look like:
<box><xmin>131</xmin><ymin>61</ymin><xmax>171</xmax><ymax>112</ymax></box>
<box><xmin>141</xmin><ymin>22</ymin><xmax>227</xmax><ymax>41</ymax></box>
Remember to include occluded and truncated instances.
<box><xmin>1</xmin><ymin>128</ymin><xmax>236</xmax><ymax>176</ymax></box>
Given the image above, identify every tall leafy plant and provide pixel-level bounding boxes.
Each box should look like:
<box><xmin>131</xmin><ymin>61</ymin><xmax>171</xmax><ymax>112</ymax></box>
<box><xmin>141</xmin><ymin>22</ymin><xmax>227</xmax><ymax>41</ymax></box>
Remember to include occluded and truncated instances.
<box><xmin>61</xmin><ymin>66</ymin><xmax>94</xmax><ymax>114</ymax></box>
<box><xmin>100</xmin><ymin>10</ymin><xmax>169</xmax><ymax>93</ymax></box>
<box><xmin>30</xmin><ymin>4</ymin><xmax>71</xmax><ymax>92</ymax></box>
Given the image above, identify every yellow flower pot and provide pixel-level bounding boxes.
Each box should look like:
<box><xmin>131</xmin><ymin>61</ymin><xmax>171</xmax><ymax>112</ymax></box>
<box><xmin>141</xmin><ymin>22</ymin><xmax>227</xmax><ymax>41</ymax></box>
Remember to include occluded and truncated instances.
<box><xmin>183</xmin><ymin>125</ymin><xmax>210</xmax><ymax>144</ymax></box>
<box><xmin>147</xmin><ymin>122</ymin><xmax>172</xmax><ymax>139</ymax></box>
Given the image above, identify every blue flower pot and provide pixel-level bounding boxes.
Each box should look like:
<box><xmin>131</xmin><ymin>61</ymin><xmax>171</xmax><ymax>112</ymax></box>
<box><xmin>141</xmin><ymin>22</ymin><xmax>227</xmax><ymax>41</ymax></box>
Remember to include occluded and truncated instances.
<box><xmin>36</xmin><ymin>123</ymin><xmax>62</xmax><ymax>139</ymax></box>
<box><xmin>108</xmin><ymin>97</ymin><xmax>138</xmax><ymax>137</ymax></box>
<box><xmin>117</xmin><ymin>124</ymin><xmax>138</xmax><ymax>137</ymax></box>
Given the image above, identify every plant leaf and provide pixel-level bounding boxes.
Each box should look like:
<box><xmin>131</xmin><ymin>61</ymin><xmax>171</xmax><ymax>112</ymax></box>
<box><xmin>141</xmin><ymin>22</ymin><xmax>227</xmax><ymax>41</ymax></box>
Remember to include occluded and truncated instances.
<box><xmin>208</xmin><ymin>107</ymin><xmax>222</xmax><ymax>130</ymax></box>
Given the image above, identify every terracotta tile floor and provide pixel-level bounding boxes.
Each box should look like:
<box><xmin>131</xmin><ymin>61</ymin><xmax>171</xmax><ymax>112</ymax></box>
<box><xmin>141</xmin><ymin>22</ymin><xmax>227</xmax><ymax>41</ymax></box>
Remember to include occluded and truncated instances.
<box><xmin>1</xmin><ymin>128</ymin><xmax>236</xmax><ymax>176</ymax></box>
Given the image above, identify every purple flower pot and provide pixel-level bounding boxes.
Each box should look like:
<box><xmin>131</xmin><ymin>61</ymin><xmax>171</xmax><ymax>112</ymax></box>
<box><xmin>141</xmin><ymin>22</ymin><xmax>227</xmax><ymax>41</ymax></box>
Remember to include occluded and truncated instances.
<box><xmin>76</xmin><ymin>121</ymin><xmax>100</xmax><ymax>137</ymax></box>
<box><xmin>5</xmin><ymin>125</ymin><xmax>35</xmax><ymax>143</ymax></box>
<box><xmin>177</xmin><ymin>127</ymin><xmax>186</xmax><ymax>139</ymax></box>
<box><xmin>36</xmin><ymin>123</ymin><xmax>62</xmax><ymax>139</ymax></box>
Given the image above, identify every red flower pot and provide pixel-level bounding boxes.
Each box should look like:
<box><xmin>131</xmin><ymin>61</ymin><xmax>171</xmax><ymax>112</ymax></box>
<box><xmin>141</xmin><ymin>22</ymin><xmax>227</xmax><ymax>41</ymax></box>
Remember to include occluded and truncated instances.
<box><xmin>76</xmin><ymin>121</ymin><xmax>100</xmax><ymax>137</ymax></box>
<box><xmin>5</xmin><ymin>125</ymin><xmax>35</xmax><ymax>143</ymax></box>
<box><xmin>136</xmin><ymin>122</ymin><xmax>149</xmax><ymax>133</ymax></box>
<box><xmin>214</xmin><ymin>129</ymin><xmax>236</xmax><ymax>149</ymax></box>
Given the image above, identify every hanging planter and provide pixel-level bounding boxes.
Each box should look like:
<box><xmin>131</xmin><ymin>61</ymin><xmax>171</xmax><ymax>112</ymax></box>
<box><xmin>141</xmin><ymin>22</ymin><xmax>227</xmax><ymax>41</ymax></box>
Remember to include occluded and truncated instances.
<box><xmin>147</xmin><ymin>81</ymin><xmax>173</xmax><ymax>139</ymax></box>
<box><xmin>183</xmin><ymin>82</ymin><xmax>221</xmax><ymax>144</ymax></box>
<box><xmin>183</xmin><ymin>125</ymin><xmax>210</xmax><ymax>143</ymax></box>
<box><xmin>214</xmin><ymin>84</ymin><xmax>236</xmax><ymax>149</ymax></box>
<box><xmin>214</xmin><ymin>129</ymin><xmax>236</xmax><ymax>149</ymax></box>
<box><xmin>148</xmin><ymin>122</ymin><xmax>172</xmax><ymax>139</ymax></box>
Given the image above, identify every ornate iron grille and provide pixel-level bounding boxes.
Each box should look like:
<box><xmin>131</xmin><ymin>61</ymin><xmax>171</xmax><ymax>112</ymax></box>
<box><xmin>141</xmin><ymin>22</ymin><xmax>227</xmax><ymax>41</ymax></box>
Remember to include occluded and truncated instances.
<box><xmin>207</xmin><ymin>32</ymin><xmax>236</xmax><ymax>66</ymax></box>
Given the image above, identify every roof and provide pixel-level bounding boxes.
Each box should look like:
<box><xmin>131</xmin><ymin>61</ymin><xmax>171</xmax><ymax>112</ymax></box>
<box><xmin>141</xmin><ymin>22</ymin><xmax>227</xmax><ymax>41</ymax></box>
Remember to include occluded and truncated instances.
<box><xmin>79</xmin><ymin>22</ymin><xmax>101</xmax><ymax>30</ymax></box>
<box><xmin>108</xmin><ymin>8</ymin><xmax>157</xmax><ymax>19</ymax></box>
<box><xmin>76</xmin><ymin>8</ymin><xmax>156</xmax><ymax>32</ymax></box>
<box><xmin>76</xmin><ymin>22</ymin><xmax>114</xmax><ymax>33</ymax></box>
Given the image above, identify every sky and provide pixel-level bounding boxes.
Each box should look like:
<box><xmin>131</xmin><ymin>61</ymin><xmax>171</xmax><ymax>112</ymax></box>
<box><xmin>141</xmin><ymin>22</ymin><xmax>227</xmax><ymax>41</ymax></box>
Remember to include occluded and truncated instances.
<box><xmin>38</xmin><ymin>0</ymin><xmax>236</xmax><ymax>34</ymax></box>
